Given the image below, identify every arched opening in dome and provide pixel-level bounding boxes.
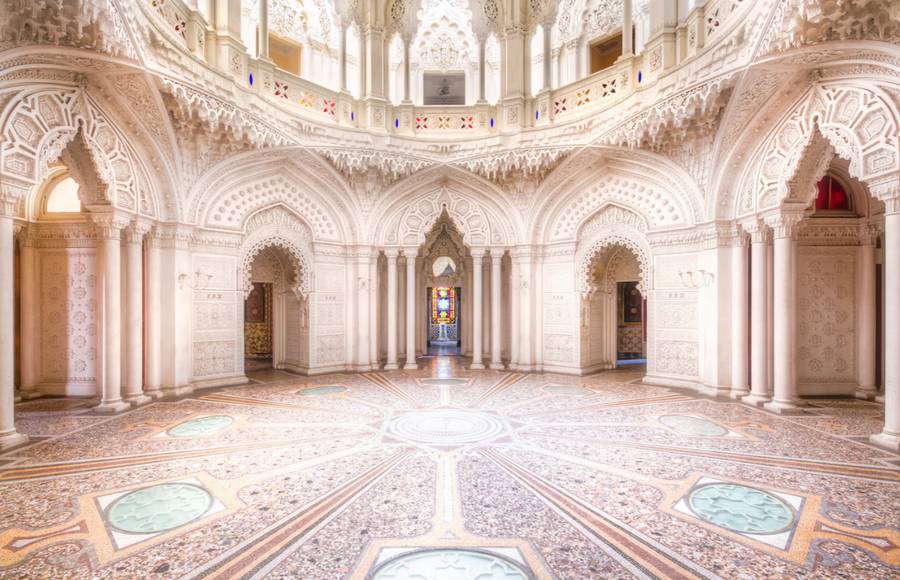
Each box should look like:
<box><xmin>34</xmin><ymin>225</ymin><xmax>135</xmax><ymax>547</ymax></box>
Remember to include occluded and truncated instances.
<box><xmin>413</xmin><ymin>0</ymin><xmax>478</xmax><ymax>105</ymax></box>
<box><xmin>44</xmin><ymin>176</ymin><xmax>82</xmax><ymax>214</ymax></box>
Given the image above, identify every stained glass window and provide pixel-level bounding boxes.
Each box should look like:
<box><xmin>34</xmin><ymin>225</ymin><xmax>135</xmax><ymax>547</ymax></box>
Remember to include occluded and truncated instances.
<box><xmin>431</xmin><ymin>287</ymin><xmax>456</xmax><ymax>324</ymax></box>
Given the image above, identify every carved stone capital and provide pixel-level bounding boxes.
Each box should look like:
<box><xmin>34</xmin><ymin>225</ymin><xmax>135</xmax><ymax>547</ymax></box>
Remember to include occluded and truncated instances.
<box><xmin>766</xmin><ymin>212</ymin><xmax>804</xmax><ymax>240</ymax></box>
<box><xmin>742</xmin><ymin>219</ymin><xmax>771</xmax><ymax>244</ymax></box>
<box><xmin>383</xmin><ymin>247</ymin><xmax>401</xmax><ymax>259</ymax></box>
<box><xmin>470</xmin><ymin>246</ymin><xmax>486</xmax><ymax>260</ymax></box>
<box><xmin>124</xmin><ymin>219</ymin><xmax>153</xmax><ymax>244</ymax></box>
<box><xmin>91</xmin><ymin>212</ymin><xmax>131</xmax><ymax>240</ymax></box>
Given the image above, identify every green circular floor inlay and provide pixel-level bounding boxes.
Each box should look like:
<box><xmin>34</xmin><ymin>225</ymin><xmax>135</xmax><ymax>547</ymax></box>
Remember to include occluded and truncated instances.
<box><xmin>298</xmin><ymin>385</ymin><xmax>348</xmax><ymax>396</ymax></box>
<box><xmin>659</xmin><ymin>414</ymin><xmax>729</xmax><ymax>437</ymax></box>
<box><xmin>687</xmin><ymin>483</ymin><xmax>795</xmax><ymax>534</ymax></box>
<box><xmin>372</xmin><ymin>548</ymin><xmax>530</xmax><ymax>580</ymax></box>
<box><xmin>421</xmin><ymin>378</ymin><xmax>468</xmax><ymax>386</ymax></box>
<box><xmin>166</xmin><ymin>415</ymin><xmax>234</xmax><ymax>438</ymax></box>
<box><xmin>107</xmin><ymin>483</ymin><xmax>213</xmax><ymax>534</ymax></box>
<box><xmin>543</xmin><ymin>384</ymin><xmax>593</xmax><ymax>396</ymax></box>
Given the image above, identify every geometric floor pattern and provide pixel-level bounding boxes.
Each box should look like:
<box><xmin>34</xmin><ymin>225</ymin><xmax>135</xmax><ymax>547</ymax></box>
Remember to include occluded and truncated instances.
<box><xmin>1</xmin><ymin>357</ymin><xmax>898</xmax><ymax>579</ymax></box>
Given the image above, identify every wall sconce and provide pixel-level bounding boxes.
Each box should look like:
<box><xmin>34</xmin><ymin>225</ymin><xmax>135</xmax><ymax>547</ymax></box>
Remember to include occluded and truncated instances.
<box><xmin>178</xmin><ymin>270</ymin><xmax>213</xmax><ymax>290</ymax></box>
<box><xmin>678</xmin><ymin>270</ymin><xmax>715</xmax><ymax>289</ymax></box>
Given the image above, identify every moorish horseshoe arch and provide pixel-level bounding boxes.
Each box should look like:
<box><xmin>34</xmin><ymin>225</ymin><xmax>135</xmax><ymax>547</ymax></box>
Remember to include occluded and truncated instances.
<box><xmin>577</xmin><ymin>230</ymin><xmax>652</xmax><ymax>297</ymax></box>
<box><xmin>239</xmin><ymin>206</ymin><xmax>315</xmax><ymax>299</ymax></box>
<box><xmin>0</xmin><ymin>86</ymin><xmax>164</xmax><ymax>218</ymax></box>
<box><xmin>729</xmin><ymin>83</ymin><xmax>900</xmax><ymax>219</ymax></box>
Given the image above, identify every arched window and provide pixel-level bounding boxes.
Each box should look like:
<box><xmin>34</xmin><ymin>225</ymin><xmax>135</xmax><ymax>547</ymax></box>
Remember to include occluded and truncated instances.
<box><xmin>814</xmin><ymin>175</ymin><xmax>851</xmax><ymax>211</ymax></box>
<box><xmin>45</xmin><ymin>177</ymin><xmax>81</xmax><ymax>213</ymax></box>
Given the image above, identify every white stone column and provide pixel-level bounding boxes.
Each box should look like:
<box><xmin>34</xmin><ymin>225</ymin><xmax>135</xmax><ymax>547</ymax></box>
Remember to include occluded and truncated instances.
<box><xmin>0</xmin><ymin>201</ymin><xmax>27</xmax><ymax>450</ymax></box>
<box><xmin>471</xmin><ymin>249</ymin><xmax>486</xmax><ymax>369</ymax></box>
<box><xmin>258</xmin><ymin>0</ymin><xmax>269</xmax><ymax>59</ymax></box>
<box><xmin>765</xmin><ymin>212</ymin><xmax>803</xmax><ymax>414</ymax></box>
<box><xmin>510</xmin><ymin>255</ymin><xmax>520</xmax><ymax>366</ymax></box>
<box><xmin>123</xmin><ymin>222</ymin><xmax>151</xmax><ymax>406</ymax></box>
<box><xmin>490</xmin><ymin>249</ymin><xmax>504</xmax><ymax>369</ymax></box>
<box><xmin>730</xmin><ymin>234</ymin><xmax>749</xmax><ymax>398</ymax></box>
<box><xmin>404</xmin><ymin>249</ymin><xmax>417</xmax><ymax>369</ymax></box>
<box><xmin>144</xmin><ymin>231</ymin><xmax>163</xmax><ymax>399</ymax></box>
<box><xmin>542</xmin><ymin>23</ymin><xmax>552</xmax><ymax>92</ymax></box>
<box><xmin>369</xmin><ymin>254</ymin><xmax>378</xmax><ymax>366</ymax></box>
<box><xmin>17</xmin><ymin>230</ymin><xmax>38</xmax><ymax>399</ymax></box>
<box><xmin>856</xmin><ymin>227</ymin><xmax>878</xmax><ymax>399</ymax></box>
<box><xmin>93</xmin><ymin>213</ymin><xmax>131</xmax><ymax>414</ymax></box>
<box><xmin>575</xmin><ymin>34</ymin><xmax>587</xmax><ymax>80</ymax></box>
<box><xmin>743</xmin><ymin>221</ymin><xmax>770</xmax><ymax>406</ymax></box>
<box><xmin>872</xmin><ymin>200</ymin><xmax>900</xmax><ymax>451</ymax></box>
<box><xmin>622</xmin><ymin>0</ymin><xmax>634</xmax><ymax>56</ymax></box>
<box><xmin>402</xmin><ymin>36</ymin><xmax>412</xmax><ymax>103</ymax></box>
<box><xmin>478</xmin><ymin>36</ymin><xmax>487</xmax><ymax>103</ymax></box>
<box><xmin>385</xmin><ymin>249</ymin><xmax>400</xmax><ymax>370</ymax></box>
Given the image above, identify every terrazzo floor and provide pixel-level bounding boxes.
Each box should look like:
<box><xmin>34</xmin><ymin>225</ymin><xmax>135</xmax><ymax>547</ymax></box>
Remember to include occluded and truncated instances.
<box><xmin>2</xmin><ymin>358</ymin><xmax>898</xmax><ymax>579</ymax></box>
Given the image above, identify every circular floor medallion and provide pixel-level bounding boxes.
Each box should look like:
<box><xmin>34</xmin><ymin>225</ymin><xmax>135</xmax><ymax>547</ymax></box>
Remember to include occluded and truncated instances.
<box><xmin>298</xmin><ymin>385</ymin><xmax>348</xmax><ymax>396</ymax></box>
<box><xmin>421</xmin><ymin>378</ymin><xmax>469</xmax><ymax>386</ymax></box>
<box><xmin>687</xmin><ymin>483</ymin><xmax>795</xmax><ymax>534</ymax></box>
<box><xmin>543</xmin><ymin>384</ymin><xmax>593</xmax><ymax>396</ymax></box>
<box><xmin>370</xmin><ymin>548</ymin><xmax>530</xmax><ymax>580</ymax></box>
<box><xmin>107</xmin><ymin>483</ymin><xmax>213</xmax><ymax>534</ymax></box>
<box><xmin>166</xmin><ymin>415</ymin><xmax>234</xmax><ymax>438</ymax></box>
<box><xmin>659</xmin><ymin>414</ymin><xmax>729</xmax><ymax>437</ymax></box>
<box><xmin>390</xmin><ymin>410</ymin><xmax>504</xmax><ymax>445</ymax></box>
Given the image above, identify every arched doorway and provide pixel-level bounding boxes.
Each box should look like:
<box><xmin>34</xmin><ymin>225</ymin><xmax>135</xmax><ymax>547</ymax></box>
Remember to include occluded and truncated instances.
<box><xmin>580</xmin><ymin>243</ymin><xmax>648</xmax><ymax>373</ymax></box>
<box><xmin>242</xmin><ymin>244</ymin><xmax>309</xmax><ymax>374</ymax></box>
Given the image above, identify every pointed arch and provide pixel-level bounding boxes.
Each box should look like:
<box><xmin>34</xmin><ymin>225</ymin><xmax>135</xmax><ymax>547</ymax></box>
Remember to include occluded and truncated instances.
<box><xmin>240</xmin><ymin>205</ymin><xmax>314</xmax><ymax>299</ymax></box>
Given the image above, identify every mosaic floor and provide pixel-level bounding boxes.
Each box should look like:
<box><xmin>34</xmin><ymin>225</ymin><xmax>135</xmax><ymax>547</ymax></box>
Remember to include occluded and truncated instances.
<box><xmin>2</xmin><ymin>358</ymin><xmax>899</xmax><ymax>579</ymax></box>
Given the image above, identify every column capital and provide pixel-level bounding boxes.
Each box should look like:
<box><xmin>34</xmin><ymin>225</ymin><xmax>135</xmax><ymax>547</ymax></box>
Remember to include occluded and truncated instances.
<box><xmin>91</xmin><ymin>212</ymin><xmax>131</xmax><ymax>240</ymax></box>
<box><xmin>470</xmin><ymin>246</ymin><xmax>487</xmax><ymax>259</ymax></box>
<box><xmin>124</xmin><ymin>219</ymin><xmax>153</xmax><ymax>243</ymax></box>
<box><xmin>742</xmin><ymin>219</ymin><xmax>771</xmax><ymax>244</ymax></box>
<box><xmin>859</xmin><ymin>222</ymin><xmax>880</xmax><ymax>246</ymax></box>
<box><xmin>402</xmin><ymin>247</ymin><xmax>418</xmax><ymax>259</ymax></box>
<box><xmin>765</xmin><ymin>207</ymin><xmax>805</xmax><ymax>240</ymax></box>
<box><xmin>490</xmin><ymin>246</ymin><xmax>507</xmax><ymax>258</ymax></box>
<box><xmin>383</xmin><ymin>247</ymin><xmax>400</xmax><ymax>259</ymax></box>
<box><xmin>883</xmin><ymin>193</ymin><xmax>900</xmax><ymax>216</ymax></box>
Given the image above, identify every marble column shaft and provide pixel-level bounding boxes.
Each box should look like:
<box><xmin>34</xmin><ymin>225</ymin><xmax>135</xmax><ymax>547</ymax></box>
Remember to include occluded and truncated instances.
<box><xmin>872</xmin><ymin>206</ymin><xmax>900</xmax><ymax>451</ymax></box>
<box><xmin>123</xmin><ymin>223</ymin><xmax>150</xmax><ymax>406</ymax></box>
<box><xmin>94</xmin><ymin>215</ymin><xmax>130</xmax><ymax>413</ymax></box>
<box><xmin>744</xmin><ymin>224</ymin><xmax>770</xmax><ymax>406</ymax></box>
<box><xmin>0</xmin><ymin>208</ymin><xmax>27</xmax><ymax>449</ymax></box>
<box><xmin>385</xmin><ymin>249</ymin><xmax>399</xmax><ymax>370</ymax></box>
<box><xmin>731</xmin><ymin>238</ymin><xmax>749</xmax><ymax>398</ymax></box>
<box><xmin>405</xmin><ymin>251</ymin><xmax>417</xmax><ymax>369</ymax></box>
<box><xmin>471</xmin><ymin>250</ymin><xmax>485</xmax><ymax>369</ymax></box>
<box><xmin>765</xmin><ymin>215</ymin><xmax>802</xmax><ymax>413</ymax></box>
<box><xmin>490</xmin><ymin>249</ymin><xmax>503</xmax><ymax>369</ymax></box>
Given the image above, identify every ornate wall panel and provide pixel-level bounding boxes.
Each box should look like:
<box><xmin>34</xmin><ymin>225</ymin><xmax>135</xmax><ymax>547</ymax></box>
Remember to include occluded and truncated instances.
<box><xmin>796</xmin><ymin>246</ymin><xmax>856</xmax><ymax>387</ymax></box>
<box><xmin>192</xmin><ymin>254</ymin><xmax>242</xmax><ymax>380</ymax></box>
<box><xmin>542</xmin><ymin>260</ymin><xmax>578</xmax><ymax>367</ymax></box>
<box><xmin>648</xmin><ymin>253</ymin><xmax>700</xmax><ymax>379</ymax></box>
<box><xmin>311</xmin><ymin>261</ymin><xmax>346</xmax><ymax>368</ymax></box>
<box><xmin>38</xmin><ymin>249</ymin><xmax>98</xmax><ymax>395</ymax></box>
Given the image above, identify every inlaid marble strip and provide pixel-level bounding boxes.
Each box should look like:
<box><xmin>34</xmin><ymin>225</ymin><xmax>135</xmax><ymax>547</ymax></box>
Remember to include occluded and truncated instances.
<box><xmin>197</xmin><ymin>393</ymin><xmax>370</xmax><ymax>416</ymax></box>
<box><xmin>190</xmin><ymin>449</ymin><xmax>414</xmax><ymax>580</ymax></box>
<box><xmin>593</xmin><ymin>440</ymin><xmax>900</xmax><ymax>483</ymax></box>
<box><xmin>0</xmin><ymin>438</ymin><xmax>328</xmax><ymax>483</ymax></box>
<box><xmin>362</xmin><ymin>373</ymin><xmax>418</xmax><ymax>407</ymax></box>
<box><xmin>481</xmin><ymin>448</ymin><xmax>713</xmax><ymax>580</ymax></box>
<box><xmin>516</xmin><ymin>394</ymin><xmax>693</xmax><ymax>418</ymax></box>
<box><xmin>471</xmin><ymin>373</ymin><xmax>526</xmax><ymax>407</ymax></box>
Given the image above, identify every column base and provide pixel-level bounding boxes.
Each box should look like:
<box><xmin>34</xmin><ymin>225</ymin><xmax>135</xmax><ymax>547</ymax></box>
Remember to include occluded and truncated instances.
<box><xmin>729</xmin><ymin>389</ymin><xmax>750</xmax><ymax>400</ymax></box>
<box><xmin>741</xmin><ymin>393</ymin><xmax>770</xmax><ymax>407</ymax></box>
<box><xmin>489</xmin><ymin>363</ymin><xmax>506</xmax><ymax>370</ymax></box>
<box><xmin>0</xmin><ymin>431</ymin><xmax>28</xmax><ymax>451</ymax></box>
<box><xmin>404</xmin><ymin>363</ymin><xmax>418</xmax><ymax>370</ymax></box>
<box><xmin>869</xmin><ymin>431</ymin><xmax>900</xmax><ymax>452</ymax></box>
<box><xmin>876</xmin><ymin>394</ymin><xmax>885</xmax><ymax>404</ymax></box>
<box><xmin>469</xmin><ymin>363</ymin><xmax>486</xmax><ymax>370</ymax></box>
<box><xmin>763</xmin><ymin>399</ymin><xmax>805</xmax><ymax>414</ymax></box>
<box><xmin>143</xmin><ymin>389</ymin><xmax>165</xmax><ymax>400</ymax></box>
<box><xmin>854</xmin><ymin>388</ymin><xmax>878</xmax><ymax>401</ymax></box>
<box><xmin>124</xmin><ymin>394</ymin><xmax>153</xmax><ymax>407</ymax></box>
<box><xmin>93</xmin><ymin>400</ymin><xmax>131</xmax><ymax>414</ymax></box>
<box><xmin>383</xmin><ymin>363</ymin><xmax>400</xmax><ymax>371</ymax></box>
<box><xmin>13</xmin><ymin>391</ymin><xmax>20</xmax><ymax>403</ymax></box>
<box><xmin>19</xmin><ymin>389</ymin><xmax>42</xmax><ymax>400</ymax></box>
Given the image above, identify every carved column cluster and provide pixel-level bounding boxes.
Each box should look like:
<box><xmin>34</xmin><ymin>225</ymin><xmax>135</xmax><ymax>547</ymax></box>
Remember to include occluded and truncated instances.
<box><xmin>872</xmin><ymin>196</ymin><xmax>900</xmax><ymax>451</ymax></box>
<box><xmin>0</xmin><ymin>197</ymin><xmax>27</xmax><ymax>449</ymax></box>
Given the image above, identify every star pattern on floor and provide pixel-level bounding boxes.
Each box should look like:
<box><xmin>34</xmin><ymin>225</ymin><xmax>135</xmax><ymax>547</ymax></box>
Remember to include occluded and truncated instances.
<box><xmin>1</xmin><ymin>362</ymin><xmax>898</xmax><ymax>579</ymax></box>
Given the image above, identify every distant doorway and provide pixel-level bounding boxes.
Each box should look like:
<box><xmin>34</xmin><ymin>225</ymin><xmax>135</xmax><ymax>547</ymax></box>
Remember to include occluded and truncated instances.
<box><xmin>616</xmin><ymin>281</ymin><xmax>646</xmax><ymax>364</ymax></box>
<box><xmin>244</xmin><ymin>282</ymin><xmax>273</xmax><ymax>370</ymax></box>
<box><xmin>427</xmin><ymin>286</ymin><xmax>461</xmax><ymax>355</ymax></box>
